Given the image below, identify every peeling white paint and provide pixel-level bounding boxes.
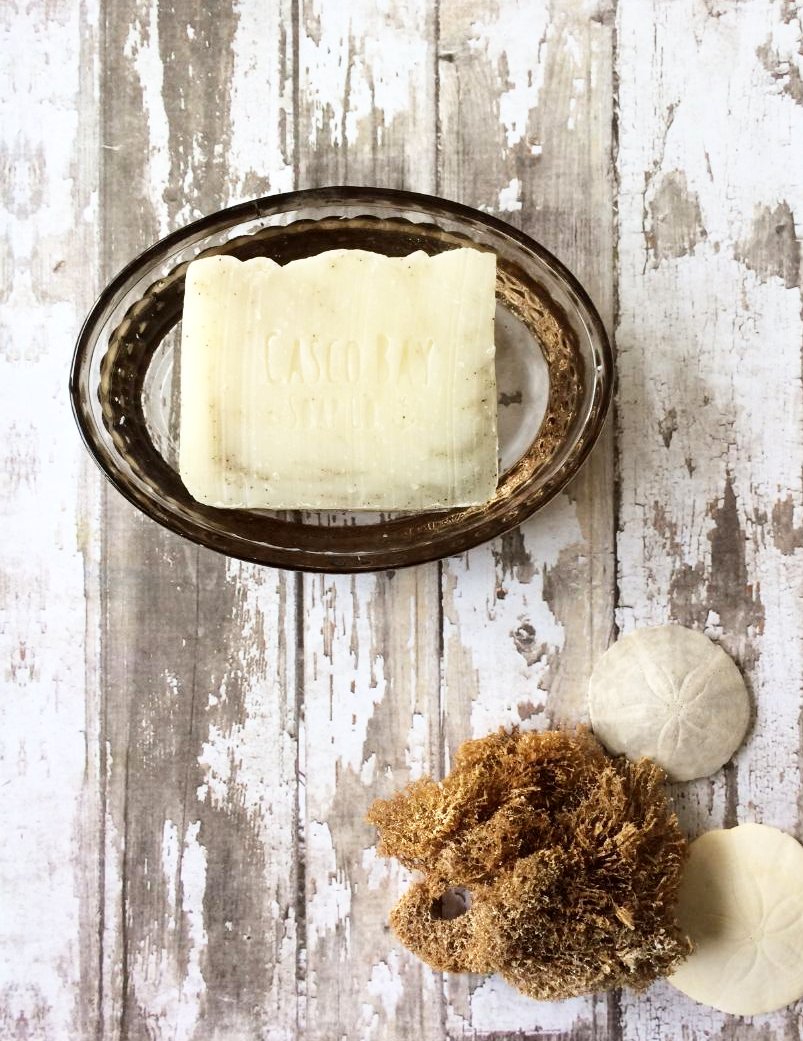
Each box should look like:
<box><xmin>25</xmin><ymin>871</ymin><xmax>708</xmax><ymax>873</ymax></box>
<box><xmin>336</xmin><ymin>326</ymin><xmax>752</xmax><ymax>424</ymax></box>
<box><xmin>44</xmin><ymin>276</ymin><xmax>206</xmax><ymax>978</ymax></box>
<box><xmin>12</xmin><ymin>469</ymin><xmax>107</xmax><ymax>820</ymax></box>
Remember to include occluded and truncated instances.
<box><xmin>306</xmin><ymin>820</ymin><xmax>353</xmax><ymax>949</ymax></box>
<box><xmin>196</xmin><ymin>556</ymin><xmax>300</xmax><ymax>1036</ymax></box>
<box><xmin>360</xmin><ymin>846</ymin><xmax>391</xmax><ymax>890</ymax></box>
<box><xmin>0</xmin><ymin>1</ymin><xmax>101</xmax><ymax>1038</ymax></box>
<box><xmin>616</xmin><ymin>2</ymin><xmax>803</xmax><ymax>1036</ymax></box>
<box><xmin>563</xmin><ymin>31</ymin><xmax>582</xmax><ymax>67</ymax></box>
<box><xmin>497</xmin><ymin>177</ymin><xmax>522</xmax><ymax>212</ymax></box>
<box><xmin>9</xmin><ymin>0</ymin><xmax>802</xmax><ymax>1038</ymax></box>
<box><xmin>131</xmin><ymin>819</ymin><xmax>208</xmax><ymax>1041</ymax></box>
<box><xmin>436</xmin><ymin>3</ymin><xmax>614</xmax><ymax>1033</ymax></box>
<box><xmin>366</xmin><ymin>953</ymin><xmax>404</xmax><ymax>1020</ymax></box>
<box><xmin>567</xmin><ymin>94</ymin><xmax>577</xmax><ymax>131</ymax></box>
<box><xmin>404</xmin><ymin>711</ymin><xmax>428</xmax><ymax>780</ymax></box>
<box><xmin>228</xmin><ymin>0</ymin><xmax>294</xmax><ymax>199</ymax></box>
<box><xmin>468</xmin><ymin>6</ymin><xmax>549</xmax><ymax>148</ymax></box>
<box><xmin>122</xmin><ymin>0</ymin><xmax>170</xmax><ymax>232</ymax></box>
<box><xmin>757</xmin><ymin>7</ymin><xmax>803</xmax><ymax>105</ymax></box>
<box><xmin>179</xmin><ymin>821</ymin><xmax>208</xmax><ymax>1028</ymax></box>
<box><xmin>468</xmin><ymin>975</ymin><xmax>591</xmax><ymax>1034</ymax></box>
<box><xmin>359</xmin><ymin>752</ymin><xmax>377</xmax><ymax>785</ymax></box>
<box><xmin>302</xmin><ymin>559</ymin><xmax>442</xmax><ymax>1034</ymax></box>
<box><xmin>306</xmin><ymin>573</ymin><xmax>387</xmax><ymax>785</ymax></box>
<box><xmin>161</xmin><ymin>819</ymin><xmax>180</xmax><ymax>929</ymax></box>
<box><xmin>444</xmin><ymin>493</ymin><xmax>585</xmax><ymax>739</ymax></box>
<box><xmin>299</xmin><ymin>0</ymin><xmax>434</xmax><ymax>187</ymax></box>
<box><xmin>100</xmin><ymin>750</ymin><xmax>124</xmax><ymax>1037</ymax></box>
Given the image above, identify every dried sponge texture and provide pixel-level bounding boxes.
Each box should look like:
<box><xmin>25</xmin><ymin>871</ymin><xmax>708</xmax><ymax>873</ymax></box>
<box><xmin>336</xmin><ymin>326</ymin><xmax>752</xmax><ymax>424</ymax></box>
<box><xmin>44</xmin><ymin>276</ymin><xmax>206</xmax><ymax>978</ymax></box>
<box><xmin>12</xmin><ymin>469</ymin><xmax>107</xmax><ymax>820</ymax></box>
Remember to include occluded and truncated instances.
<box><xmin>367</xmin><ymin>728</ymin><xmax>692</xmax><ymax>1000</ymax></box>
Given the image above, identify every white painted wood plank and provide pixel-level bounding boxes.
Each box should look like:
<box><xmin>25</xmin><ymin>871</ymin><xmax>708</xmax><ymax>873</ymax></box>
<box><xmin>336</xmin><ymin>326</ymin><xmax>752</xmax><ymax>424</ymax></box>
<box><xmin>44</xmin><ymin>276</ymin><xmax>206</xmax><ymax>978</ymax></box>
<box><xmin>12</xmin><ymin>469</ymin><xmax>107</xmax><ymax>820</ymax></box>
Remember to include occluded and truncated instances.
<box><xmin>98</xmin><ymin>3</ymin><xmax>301</xmax><ymax>1039</ymax></box>
<box><xmin>615</xmin><ymin>0</ymin><xmax>803</xmax><ymax>1036</ymax></box>
<box><xmin>302</xmin><ymin>569</ymin><xmax>445</xmax><ymax>1041</ymax></box>
<box><xmin>7</xmin><ymin>0</ymin><xmax>803</xmax><ymax>1036</ymax></box>
<box><xmin>0</xmin><ymin>1</ymin><xmax>101</xmax><ymax>1038</ymax></box>
<box><xmin>295</xmin><ymin>5</ymin><xmax>446</xmax><ymax>1039</ymax></box>
<box><xmin>437</xmin><ymin>1</ymin><xmax>616</xmax><ymax>1035</ymax></box>
<box><xmin>298</xmin><ymin>0</ymin><xmax>437</xmax><ymax>190</ymax></box>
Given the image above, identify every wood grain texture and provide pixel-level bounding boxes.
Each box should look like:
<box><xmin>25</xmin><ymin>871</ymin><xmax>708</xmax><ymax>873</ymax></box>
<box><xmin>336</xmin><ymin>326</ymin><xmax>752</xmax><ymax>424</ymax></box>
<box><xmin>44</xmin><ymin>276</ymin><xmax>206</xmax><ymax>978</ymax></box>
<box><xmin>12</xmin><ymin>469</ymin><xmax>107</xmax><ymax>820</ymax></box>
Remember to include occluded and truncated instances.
<box><xmin>0</xmin><ymin>1</ymin><xmax>102</xmax><ymax>1038</ymax></box>
<box><xmin>295</xmin><ymin>5</ymin><xmax>445</xmax><ymax>1038</ymax></box>
<box><xmin>4</xmin><ymin>0</ymin><xmax>803</xmax><ymax>1037</ymax></box>
<box><xmin>99</xmin><ymin>3</ymin><xmax>300</xmax><ymax>1039</ymax></box>
<box><xmin>437</xmin><ymin>1</ymin><xmax>616</xmax><ymax>1033</ymax></box>
<box><xmin>615</xmin><ymin>0</ymin><xmax>803</xmax><ymax>1037</ymax></box>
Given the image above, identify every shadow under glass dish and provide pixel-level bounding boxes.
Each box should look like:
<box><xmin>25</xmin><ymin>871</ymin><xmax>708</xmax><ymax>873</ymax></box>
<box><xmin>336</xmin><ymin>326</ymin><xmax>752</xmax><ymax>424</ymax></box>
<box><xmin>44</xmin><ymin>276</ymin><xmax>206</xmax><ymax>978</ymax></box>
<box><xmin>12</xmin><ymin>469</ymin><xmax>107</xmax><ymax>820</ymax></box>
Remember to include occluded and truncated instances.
<box><xmin>70</xmin><ymin>187</ymin><xmax>613</xmax><ymax>572</ymax></box>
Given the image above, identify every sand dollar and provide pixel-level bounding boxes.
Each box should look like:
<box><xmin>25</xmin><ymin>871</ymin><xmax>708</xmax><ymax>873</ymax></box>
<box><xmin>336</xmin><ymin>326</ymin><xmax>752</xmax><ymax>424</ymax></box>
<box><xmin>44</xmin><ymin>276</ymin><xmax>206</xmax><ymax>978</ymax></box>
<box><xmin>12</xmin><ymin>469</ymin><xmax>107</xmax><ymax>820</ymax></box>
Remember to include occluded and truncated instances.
<box><xmin>588</xmin><ymin>624</ymin><xmax>750</xmax><ymax>781</ymax></box>
<box><xmin>668</xmin><ymin>824</ymin><xmax>803</xmax><ymax>1016</ymax></box>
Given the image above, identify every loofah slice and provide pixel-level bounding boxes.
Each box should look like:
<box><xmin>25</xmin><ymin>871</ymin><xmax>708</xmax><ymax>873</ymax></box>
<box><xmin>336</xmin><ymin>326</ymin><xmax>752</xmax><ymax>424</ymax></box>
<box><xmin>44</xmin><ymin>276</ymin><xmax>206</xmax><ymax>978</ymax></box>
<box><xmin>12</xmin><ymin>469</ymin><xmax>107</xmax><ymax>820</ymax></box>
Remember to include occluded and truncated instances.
<box><xmin>367</xmin><ymin>728</ymin><xmax>692</xmax><ymax>1001</ymax></box>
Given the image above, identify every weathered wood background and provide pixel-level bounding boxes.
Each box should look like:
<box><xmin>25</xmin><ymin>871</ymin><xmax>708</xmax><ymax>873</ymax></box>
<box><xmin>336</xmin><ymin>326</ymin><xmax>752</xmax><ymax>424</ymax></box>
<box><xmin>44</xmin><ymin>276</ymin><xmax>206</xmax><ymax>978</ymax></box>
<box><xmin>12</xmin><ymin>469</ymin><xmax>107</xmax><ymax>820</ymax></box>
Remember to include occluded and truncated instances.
<box><xmin>3</xmin><ymin>0</ymin><xmax>802</xmax><ymax>1037</ymax></box>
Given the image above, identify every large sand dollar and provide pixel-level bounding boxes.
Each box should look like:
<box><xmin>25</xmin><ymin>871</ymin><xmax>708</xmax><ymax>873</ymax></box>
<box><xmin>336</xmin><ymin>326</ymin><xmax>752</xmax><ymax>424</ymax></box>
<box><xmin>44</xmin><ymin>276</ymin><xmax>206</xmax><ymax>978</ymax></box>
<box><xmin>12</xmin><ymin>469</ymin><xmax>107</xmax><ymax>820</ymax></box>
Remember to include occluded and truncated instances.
<box><xmin>668</xmin><ymin>824</ymin><xmax>803</xmax><ymax>1015</ymax></box>
<box><xmin>588</xmin><ymin>624</ymin><xmax>750</xmax><ymax>781</ymax></box>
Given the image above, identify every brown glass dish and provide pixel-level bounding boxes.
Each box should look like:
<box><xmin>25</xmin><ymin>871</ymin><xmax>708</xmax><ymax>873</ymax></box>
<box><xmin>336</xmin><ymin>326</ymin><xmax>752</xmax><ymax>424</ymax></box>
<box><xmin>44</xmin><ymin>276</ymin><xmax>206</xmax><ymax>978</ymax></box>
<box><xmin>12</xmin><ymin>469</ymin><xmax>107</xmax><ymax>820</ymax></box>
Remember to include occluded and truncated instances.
<box><xmin>70</xmin><ymin>187</ymin><xmax>613</xmax><ymax>572</ymax></box>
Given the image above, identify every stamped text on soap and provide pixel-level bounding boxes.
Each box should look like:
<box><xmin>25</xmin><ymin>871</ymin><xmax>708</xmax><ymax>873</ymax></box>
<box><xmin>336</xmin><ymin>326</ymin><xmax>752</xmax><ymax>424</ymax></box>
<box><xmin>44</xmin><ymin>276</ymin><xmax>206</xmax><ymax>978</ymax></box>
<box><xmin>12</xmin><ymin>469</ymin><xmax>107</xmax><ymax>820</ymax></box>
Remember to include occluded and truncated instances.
<box><xmin>261</xmin><ymin>333</ymin><xmax>438</xmax><ymax>431</ymax></box>
<box><xmin>264</xmin><ymin>333</ymin><xmax>436</xmax><ymax>385</ymax></box>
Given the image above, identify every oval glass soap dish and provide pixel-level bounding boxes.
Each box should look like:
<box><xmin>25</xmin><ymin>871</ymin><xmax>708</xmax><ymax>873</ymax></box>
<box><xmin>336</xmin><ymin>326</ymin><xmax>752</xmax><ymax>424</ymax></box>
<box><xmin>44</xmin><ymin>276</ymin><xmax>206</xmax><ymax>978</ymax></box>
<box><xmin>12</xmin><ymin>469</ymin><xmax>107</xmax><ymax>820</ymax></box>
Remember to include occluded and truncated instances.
<box><xmin>70</xmin><ymin>186</ymin><xmax>613</xmax><ymax>572</ymax></box>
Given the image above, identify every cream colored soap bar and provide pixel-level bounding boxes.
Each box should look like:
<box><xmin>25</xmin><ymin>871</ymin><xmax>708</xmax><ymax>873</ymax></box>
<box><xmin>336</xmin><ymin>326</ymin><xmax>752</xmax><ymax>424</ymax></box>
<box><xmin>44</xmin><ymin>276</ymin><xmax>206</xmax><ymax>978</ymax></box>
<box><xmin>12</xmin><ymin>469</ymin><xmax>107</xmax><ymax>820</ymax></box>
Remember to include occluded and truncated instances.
<box><xmin>178</xmin><ymin>248</ymin><xmax>497</xmax><ymax>510</ymax></box>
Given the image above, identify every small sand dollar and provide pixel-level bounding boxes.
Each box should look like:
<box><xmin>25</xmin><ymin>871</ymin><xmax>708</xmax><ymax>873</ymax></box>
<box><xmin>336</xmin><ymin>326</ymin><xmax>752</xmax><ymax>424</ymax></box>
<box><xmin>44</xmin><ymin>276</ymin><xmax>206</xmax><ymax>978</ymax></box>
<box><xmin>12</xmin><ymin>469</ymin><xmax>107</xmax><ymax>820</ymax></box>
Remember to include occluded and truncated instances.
<box><xmin>668</xmin><ymin>824</ymin><xmax>803</xmax><ymax>1016</ymax></box>
<box><xmin>588</xmin><ymin>624</ymin><xmax>750</xmax><ymax>781</ymax></box>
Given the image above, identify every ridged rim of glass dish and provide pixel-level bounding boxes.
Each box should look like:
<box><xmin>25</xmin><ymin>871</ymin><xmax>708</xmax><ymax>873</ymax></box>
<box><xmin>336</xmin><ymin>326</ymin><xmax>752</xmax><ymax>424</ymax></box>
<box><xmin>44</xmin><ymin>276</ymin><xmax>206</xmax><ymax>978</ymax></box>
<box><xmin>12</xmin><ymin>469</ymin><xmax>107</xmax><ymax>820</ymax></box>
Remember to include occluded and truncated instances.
<box><xmin>70</xmin><ymin>186</ymin><xmax>614</xmax><ymax>573</ymax></box>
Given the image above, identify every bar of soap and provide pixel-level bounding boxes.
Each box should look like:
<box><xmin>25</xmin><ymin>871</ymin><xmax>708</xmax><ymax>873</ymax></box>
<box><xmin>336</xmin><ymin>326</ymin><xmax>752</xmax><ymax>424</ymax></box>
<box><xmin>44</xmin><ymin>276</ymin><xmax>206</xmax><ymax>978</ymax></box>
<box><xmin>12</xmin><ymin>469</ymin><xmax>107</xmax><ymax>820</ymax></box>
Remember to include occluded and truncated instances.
<box><xmin>668</xmin><ymin>824</ymin><xmax>803</xmax><ymax>1015</ymax></box>
<box><xmin>178</xmin><ymin>248</ymin><xmax>498</xmax><ymax>510</ymax></box>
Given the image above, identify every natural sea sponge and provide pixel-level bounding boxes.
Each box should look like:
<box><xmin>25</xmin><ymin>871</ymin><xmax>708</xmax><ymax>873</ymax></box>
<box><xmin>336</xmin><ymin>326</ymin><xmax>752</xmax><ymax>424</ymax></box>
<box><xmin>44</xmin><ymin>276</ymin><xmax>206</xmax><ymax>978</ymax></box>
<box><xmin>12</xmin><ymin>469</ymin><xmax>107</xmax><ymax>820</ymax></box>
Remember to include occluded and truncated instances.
<box><xmin>367</xmin><ymin>728</ymin><xmax>692</xmax><ymax>1000</ymax></box>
